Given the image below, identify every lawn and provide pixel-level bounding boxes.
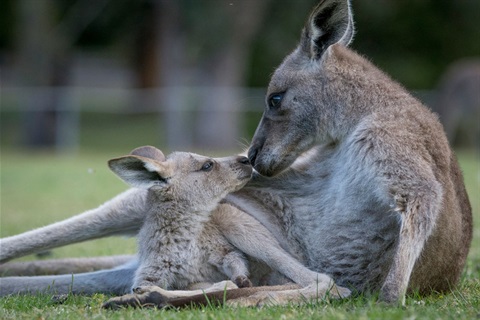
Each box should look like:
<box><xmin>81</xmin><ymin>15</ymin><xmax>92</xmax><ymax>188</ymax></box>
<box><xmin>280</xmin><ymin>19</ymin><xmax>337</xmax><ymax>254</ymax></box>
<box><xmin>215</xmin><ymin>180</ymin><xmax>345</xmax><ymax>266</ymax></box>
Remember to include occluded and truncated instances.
<box><xmin>0</xmin><ymin>149</ymin><xmax>479</xmax><ymax>319</ymax></box>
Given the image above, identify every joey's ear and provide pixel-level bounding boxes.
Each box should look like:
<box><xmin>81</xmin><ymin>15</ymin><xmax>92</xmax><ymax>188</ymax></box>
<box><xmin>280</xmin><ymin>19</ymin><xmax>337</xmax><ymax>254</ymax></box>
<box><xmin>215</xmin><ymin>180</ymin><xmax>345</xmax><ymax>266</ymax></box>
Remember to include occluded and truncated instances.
<box><xmin>300</xmin><ymin>0</ymin><xmax>354</xmax><ymax>60</ymax></box>
<box><xmin>130</xmin><ymin>146</ymin><xmax>166</xmax><ymax>162</ymax></box>
<box><xmin>108</xmin><ymin>156</ymin><xmax>171</xmax><ymax>189</ymax></box>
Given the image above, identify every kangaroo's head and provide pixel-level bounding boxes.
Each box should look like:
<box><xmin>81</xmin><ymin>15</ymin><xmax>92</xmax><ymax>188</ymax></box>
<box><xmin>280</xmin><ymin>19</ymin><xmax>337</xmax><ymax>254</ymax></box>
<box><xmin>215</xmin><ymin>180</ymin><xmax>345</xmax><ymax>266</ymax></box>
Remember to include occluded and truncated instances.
<box><xmin>248</xmin><ymin>0</ymin><xmax>356</xmax><ymax>176</ymax></box>
<box><xmin>108</xmin><ymin>146</ymin><xmax>252</xmax><ymax>211</ymax></box>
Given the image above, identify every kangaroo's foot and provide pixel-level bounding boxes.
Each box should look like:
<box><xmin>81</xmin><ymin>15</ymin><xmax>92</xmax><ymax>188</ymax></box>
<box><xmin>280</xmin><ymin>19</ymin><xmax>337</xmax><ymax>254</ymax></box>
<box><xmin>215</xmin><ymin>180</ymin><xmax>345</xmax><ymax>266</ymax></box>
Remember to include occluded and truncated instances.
<box><xmin>226</xmin><ymin>282</ymin><xmax>351</xmax><ymax>307</ymax></box>
<box><xmin>103</xmin><ymin>280</ymin><xmax>239</xmax><ymax>309</ymax></box>
<box><xmin>103</xmin><ymin>286</ymin><xmax>169</xmax><ymax>309</ymax></box>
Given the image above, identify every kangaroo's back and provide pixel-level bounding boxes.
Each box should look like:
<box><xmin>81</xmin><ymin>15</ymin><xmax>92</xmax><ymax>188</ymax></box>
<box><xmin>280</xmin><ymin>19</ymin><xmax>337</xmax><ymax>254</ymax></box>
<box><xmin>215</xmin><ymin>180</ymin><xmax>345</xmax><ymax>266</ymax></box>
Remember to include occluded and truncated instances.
<box><xmin>408</xmin><ymin>150</ymin><xmax>472</xmax><ymax>293</ymax></box>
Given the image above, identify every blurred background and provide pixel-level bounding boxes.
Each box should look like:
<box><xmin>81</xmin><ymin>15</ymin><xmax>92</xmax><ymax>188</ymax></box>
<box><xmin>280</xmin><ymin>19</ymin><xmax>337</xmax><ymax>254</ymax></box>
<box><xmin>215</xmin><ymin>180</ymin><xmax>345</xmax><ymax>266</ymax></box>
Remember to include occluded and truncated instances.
<box><xmin>0</xmin><ymin>0</ymin><xmax>479</xmax><ymax>154</ymax></box>
<box><xmin>0</xmin><ymin>0</ymin><xmax>479</xmax><ymax>264</ymax></box>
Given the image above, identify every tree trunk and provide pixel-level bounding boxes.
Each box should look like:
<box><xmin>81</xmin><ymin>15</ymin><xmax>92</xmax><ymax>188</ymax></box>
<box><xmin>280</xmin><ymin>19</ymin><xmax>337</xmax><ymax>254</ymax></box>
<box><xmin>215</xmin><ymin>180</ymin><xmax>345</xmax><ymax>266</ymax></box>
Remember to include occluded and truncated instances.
<box><xmin>194</xmin><ymin>0</ymin><xmax>271</xmax><ymax>150</ymax></box>
<box><xmin>16</xmin><ymin>0</ymin><xmax>57</xmax><ymax>148</ymax></box>
<box><xmin>155</xmin><ymin>0</ymin><xmax>192</xmax><ymax>149</ymax></box>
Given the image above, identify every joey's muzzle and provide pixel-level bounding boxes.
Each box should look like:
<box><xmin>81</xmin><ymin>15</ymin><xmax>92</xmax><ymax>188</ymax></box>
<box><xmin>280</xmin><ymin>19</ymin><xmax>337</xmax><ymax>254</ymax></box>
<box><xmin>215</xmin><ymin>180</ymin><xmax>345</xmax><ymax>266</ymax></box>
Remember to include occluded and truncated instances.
<box><xmin>237</xmin><ymin>156</ymin><xmax>250</xmax><ymax>166</ymax></box>
<box><xmin>234</xmin><ymin>156</ymin><xmax>253</xmax><ymax>181</ymax></box>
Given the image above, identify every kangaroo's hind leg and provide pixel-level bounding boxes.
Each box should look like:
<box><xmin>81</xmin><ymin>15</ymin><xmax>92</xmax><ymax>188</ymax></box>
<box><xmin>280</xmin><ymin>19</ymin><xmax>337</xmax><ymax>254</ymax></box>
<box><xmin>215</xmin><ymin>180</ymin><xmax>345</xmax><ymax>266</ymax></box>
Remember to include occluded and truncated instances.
<box><xmin>213</xmin><ymin>204</ymin><xmax>351</xmax><ymax>297</ymax></box>
<box><xmin>0</xmin><ymin>258</ymin><xmax>138</xmax><ymax>296</ymax></box>
<box><xmin>0</xmin><ymin>255</ymin><xmax>134</xmax><ymax>276</ymax></box>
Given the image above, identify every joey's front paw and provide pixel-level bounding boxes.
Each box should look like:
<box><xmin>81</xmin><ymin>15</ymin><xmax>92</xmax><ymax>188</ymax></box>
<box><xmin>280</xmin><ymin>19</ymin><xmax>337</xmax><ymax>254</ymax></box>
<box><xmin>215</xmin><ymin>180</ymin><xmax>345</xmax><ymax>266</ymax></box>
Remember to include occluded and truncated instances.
<box><xmin>102</xmin><ymin>286</ymin><xmax>170</xmax><ymax>310</ymax></box>
<box><xmin>234</xmin><ymin>275</ymin><xmax>253</xmax><ymax>288</ymax></box>
<box><xmin>132</xmin><ymin>286</ymin><xmax>155</xmax><ymax>294</ymax></box>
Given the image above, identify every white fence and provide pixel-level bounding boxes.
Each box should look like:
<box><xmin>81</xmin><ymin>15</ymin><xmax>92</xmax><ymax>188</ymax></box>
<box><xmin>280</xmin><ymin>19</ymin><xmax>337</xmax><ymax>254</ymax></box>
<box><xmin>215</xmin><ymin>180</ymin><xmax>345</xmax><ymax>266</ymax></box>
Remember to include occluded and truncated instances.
<box><xmin>1</xmin><ymin>86</ymin><xmax>268</xmax><ymax>152</ymax></box>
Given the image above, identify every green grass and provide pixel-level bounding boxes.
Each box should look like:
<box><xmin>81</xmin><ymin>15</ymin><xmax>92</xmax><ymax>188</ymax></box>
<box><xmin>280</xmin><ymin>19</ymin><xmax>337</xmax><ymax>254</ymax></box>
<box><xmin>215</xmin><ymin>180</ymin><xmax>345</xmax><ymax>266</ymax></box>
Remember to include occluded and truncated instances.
<box><xmin>1</xmin><ymin>149</ymin><xmax>479</xmax><ymax>319</ymax></box>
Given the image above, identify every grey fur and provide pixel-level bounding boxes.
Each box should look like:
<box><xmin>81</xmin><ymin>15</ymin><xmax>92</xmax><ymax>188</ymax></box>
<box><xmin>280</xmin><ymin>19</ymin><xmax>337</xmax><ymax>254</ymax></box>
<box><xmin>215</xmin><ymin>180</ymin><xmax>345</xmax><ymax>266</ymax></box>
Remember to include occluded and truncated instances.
<box><xmin>109</xmin><ymin>147</ymin><xmax>254</xmax><ymax>290</ymax></box>
<box><xmin>0</xmin><ymin>0</ymin><xmax>472</xmax><ymax>307</ymax></box>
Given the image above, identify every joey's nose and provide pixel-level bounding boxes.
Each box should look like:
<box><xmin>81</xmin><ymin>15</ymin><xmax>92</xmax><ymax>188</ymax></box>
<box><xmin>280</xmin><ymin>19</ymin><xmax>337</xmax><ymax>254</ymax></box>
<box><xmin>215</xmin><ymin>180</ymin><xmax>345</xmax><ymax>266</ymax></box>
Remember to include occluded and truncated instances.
<box><xmin>237</xmin><ymin>156</ymin><xmax>250</xmax><ymax>165</ymax></box>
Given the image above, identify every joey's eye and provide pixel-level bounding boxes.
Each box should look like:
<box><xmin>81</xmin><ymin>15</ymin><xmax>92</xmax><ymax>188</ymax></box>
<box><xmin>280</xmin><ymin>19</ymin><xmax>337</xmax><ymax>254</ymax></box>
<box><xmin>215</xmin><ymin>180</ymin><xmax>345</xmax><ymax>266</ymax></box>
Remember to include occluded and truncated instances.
<box><xmin>201</xmin><ymin>161</ymin><xmax>214</xmax><ymax>172</ymax></box>
<box><xmin>268</xmin><ymin>93</ymin><xmax>284</xmax><ymax>109</ymax></box>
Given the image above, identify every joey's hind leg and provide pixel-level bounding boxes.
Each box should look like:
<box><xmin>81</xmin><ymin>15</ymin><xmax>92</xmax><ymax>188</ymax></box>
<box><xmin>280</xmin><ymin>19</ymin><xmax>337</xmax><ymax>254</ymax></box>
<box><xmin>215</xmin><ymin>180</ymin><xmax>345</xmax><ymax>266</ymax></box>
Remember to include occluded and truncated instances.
<box><xmin>132</xmin><ymin>264</ymin><xmax>170</xmax><ymax>290</ymax></box>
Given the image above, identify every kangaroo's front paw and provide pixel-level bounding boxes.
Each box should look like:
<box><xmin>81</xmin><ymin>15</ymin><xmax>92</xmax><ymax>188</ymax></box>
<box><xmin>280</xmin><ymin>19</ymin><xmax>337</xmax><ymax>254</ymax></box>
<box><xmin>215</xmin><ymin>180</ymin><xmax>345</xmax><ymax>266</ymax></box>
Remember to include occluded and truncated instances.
<box><xmin>304</xmin><ymin>272</ymin><xmax>351</xmax><ymax>299</ymax></box>
<box><xmin>102</xmin><ymin>286</ymin><xmax>170</xmax><ymax>310</ymax></box>
<box><xmin>327</xmin><ymin>283</ymin><xmax>351</xmax><ymax>299</ymax></box>
<box><xmin>379</xmin><ymin>286</ymin><xmax>405</xmax><ymax>306</ymax></box>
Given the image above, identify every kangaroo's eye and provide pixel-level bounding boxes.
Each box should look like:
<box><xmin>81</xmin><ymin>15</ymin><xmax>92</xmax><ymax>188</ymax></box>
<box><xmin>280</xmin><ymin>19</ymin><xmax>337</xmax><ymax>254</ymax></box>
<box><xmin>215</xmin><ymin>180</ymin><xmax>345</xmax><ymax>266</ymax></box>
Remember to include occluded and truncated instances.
<box><xmin>268</xmin><ymin>93</ymin><xmax>284</xmax><ymax>109</ymax></box>
<box><xmin>201</xmin><ymin>161</ymin><xmax>214</xmax><ymax>172</ymax></box>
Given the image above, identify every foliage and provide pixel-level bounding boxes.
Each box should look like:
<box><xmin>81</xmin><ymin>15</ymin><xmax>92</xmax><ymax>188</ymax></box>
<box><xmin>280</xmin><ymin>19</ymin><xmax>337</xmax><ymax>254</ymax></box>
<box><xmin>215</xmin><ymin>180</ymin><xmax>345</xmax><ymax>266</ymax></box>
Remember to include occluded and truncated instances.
<box><xmin>352</xmin><ymin>0</ymin><xmax>480</xmax><ymax>88</ymax></box>
<box><xmin>1</xmin><ymin>0</ymin><xmax>478</xmax><ymax>89</ymax></box>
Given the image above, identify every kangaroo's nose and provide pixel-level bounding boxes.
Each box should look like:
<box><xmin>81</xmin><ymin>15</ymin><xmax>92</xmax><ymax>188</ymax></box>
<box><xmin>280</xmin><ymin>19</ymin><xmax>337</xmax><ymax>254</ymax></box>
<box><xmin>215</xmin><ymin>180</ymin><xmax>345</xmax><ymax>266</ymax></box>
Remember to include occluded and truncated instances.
<box><xmin>238</xmin><ymin>156</ymin><xmax>250</xmax><ymax>165</ymax></box>
<box><xmin>248</xmin><ymin>148</ymin><xmax>257</xmax><ymax>167</ymax></box>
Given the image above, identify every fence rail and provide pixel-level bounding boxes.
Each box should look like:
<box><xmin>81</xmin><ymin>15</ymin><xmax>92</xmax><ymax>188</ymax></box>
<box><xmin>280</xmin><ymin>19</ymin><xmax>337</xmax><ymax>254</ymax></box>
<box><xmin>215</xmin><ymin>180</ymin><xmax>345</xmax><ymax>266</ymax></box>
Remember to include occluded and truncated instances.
<box><xmin>1</xmin><ymin>86</ymin><xmax>440</xmax><ymax>153</ymax></box>
<box><xmin>1</xmin><ymin>86</ymin><xmax>270</xmax><ymax>152</ymax></box>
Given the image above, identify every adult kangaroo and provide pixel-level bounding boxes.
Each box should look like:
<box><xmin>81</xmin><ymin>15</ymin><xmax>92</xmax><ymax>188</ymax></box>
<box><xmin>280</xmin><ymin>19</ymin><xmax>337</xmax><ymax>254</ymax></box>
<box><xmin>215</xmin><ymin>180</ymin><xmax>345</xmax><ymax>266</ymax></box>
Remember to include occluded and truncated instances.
<box><xmin>0</xmin><ymin>0</ymin><xmax>472</xmax><ymax>307</ymax></box>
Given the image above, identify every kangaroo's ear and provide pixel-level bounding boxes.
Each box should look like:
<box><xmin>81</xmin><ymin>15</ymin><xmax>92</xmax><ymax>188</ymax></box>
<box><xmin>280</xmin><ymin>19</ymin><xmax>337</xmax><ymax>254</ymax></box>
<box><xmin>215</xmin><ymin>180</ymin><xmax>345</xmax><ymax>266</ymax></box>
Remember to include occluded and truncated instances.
<box><xmin>108</xmin><ymin>155</ymin><xmax>172</xmax><ymax>189</ymax></box>
<box><xmin>129</xmin><ymin>146</ymin><xmax>166</xmax><ymax>162</ymax></box>
<box><xmin>300</xmin><ymin>0</ymin><xmax>354</xmax><ymax>60</ymax></box>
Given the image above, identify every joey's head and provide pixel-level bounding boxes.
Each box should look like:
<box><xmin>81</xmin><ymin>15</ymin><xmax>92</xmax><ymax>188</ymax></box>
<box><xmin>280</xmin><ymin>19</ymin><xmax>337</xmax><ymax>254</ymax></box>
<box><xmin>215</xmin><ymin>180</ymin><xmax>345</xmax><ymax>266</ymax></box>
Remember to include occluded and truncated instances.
<box><xmin>108</xmin><ymin>146</ymin><xmax>252</xmax><ymax>212</ymax></box>
<box><xmin>248</xmin><ymin>0</ymin><xmax>356</xmax><ymax>177</ymax></box>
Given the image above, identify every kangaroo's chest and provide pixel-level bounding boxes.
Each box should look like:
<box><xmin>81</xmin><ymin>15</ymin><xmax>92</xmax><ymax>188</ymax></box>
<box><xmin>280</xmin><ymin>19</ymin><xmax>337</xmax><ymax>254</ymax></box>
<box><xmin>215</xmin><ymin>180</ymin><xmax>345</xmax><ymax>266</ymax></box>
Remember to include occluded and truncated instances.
<box><xmin>261</xmin><ymin>148</ymin><xmax>400</xmax><ymax>291</ymax></box>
